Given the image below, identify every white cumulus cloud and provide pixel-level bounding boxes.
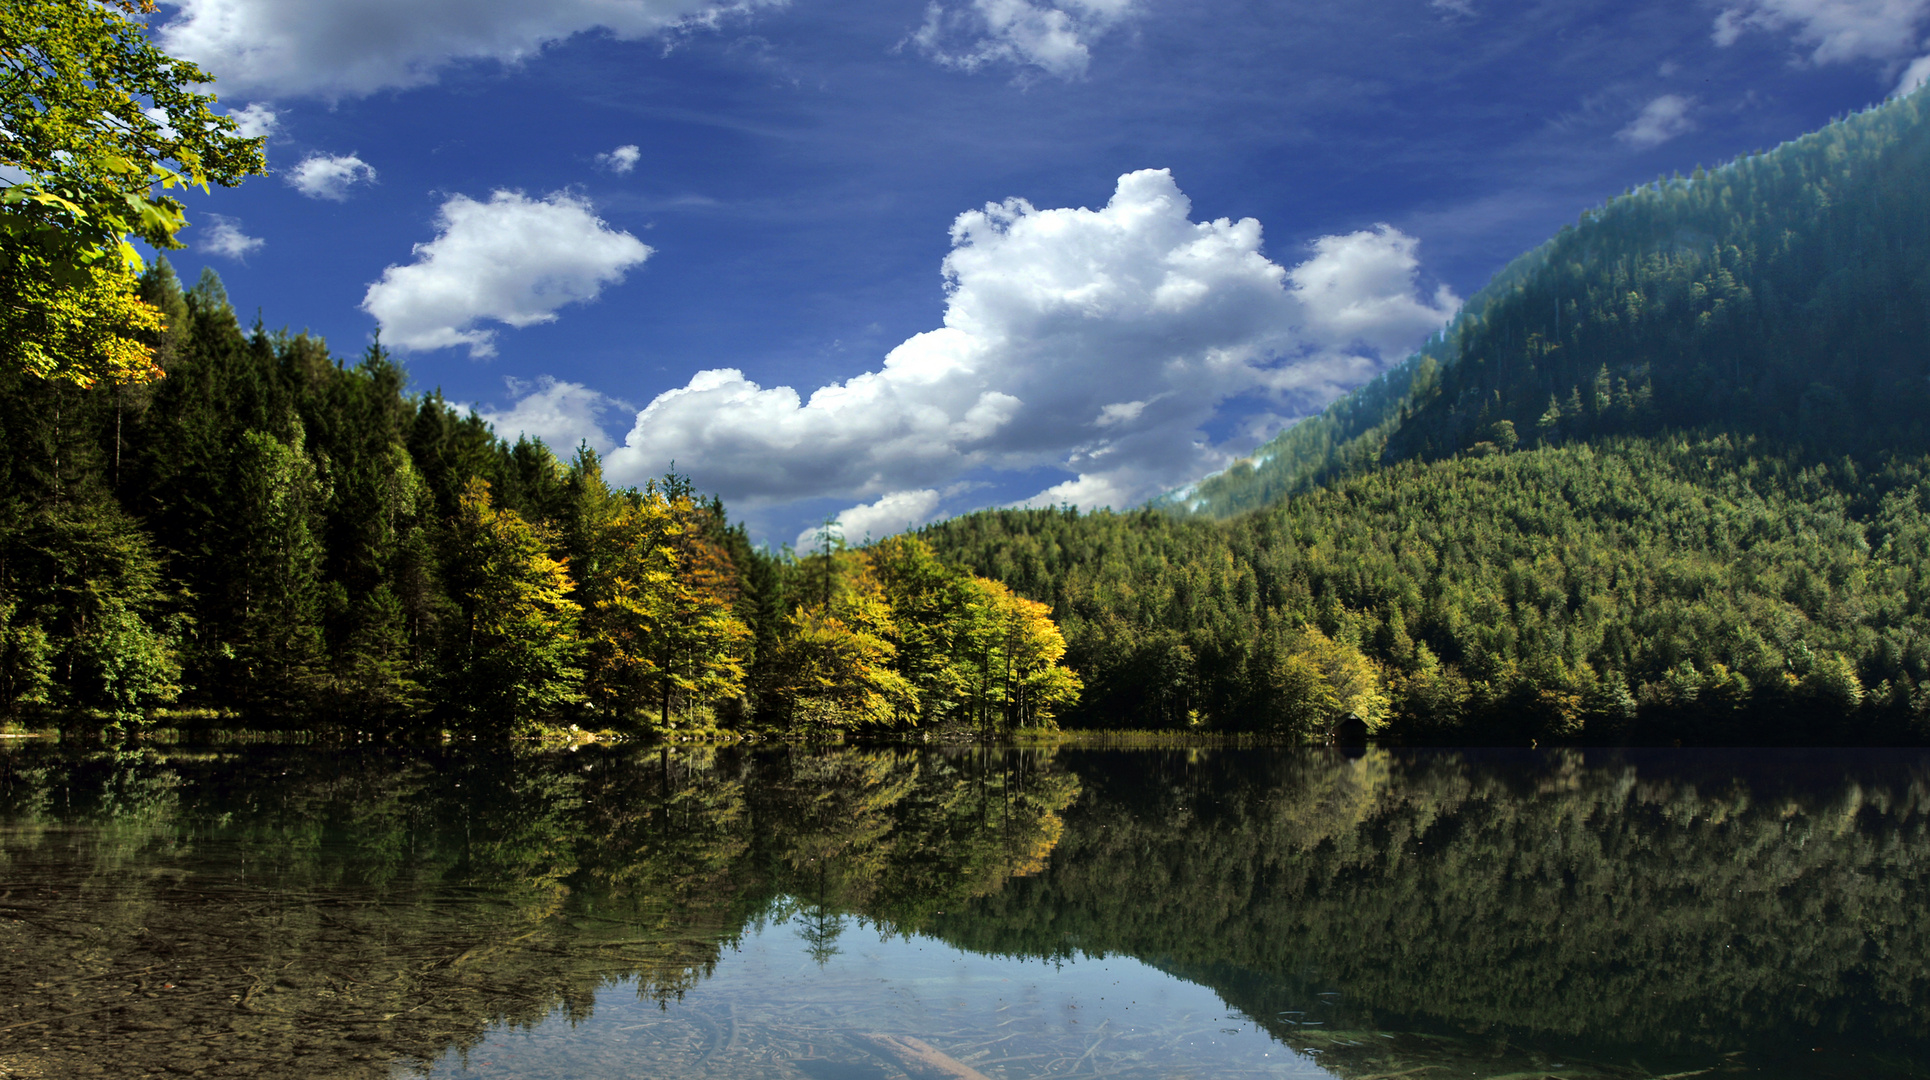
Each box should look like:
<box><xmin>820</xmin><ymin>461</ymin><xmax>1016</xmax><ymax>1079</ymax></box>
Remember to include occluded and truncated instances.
<box><xmin>1617</xmin><ymin>94</ymin><xmax>1697</xmax><ymax>149</ymax></box>
<box><xmin>228</xmin><ymin>103</ymin><xmax>279</xmax><ymax>140</ymax></box>
<box><xmin>156</xmin><ymin>0</ymin><xmax>785</xmax><ymax>99</ymax></box>
<box><xmin>199</xmin><ymin>214</ymin><xmax>264</xmax><ymax>259</ymax></box>
<box><xmin>597</xmin><ymin>144</ymin><xmax>642</xmax><ymax>174</ymax></box>
<box><xmin>362</xmin><ymin>190</ymin><xmax>653</xmax><ymax>358</ymax></box>
<box><xmin>596</xmin><ymin>169</ymin><xmax>1457</xmax><ymax>516</ymax></box>
<box><xmin>1712</xmin><ymin>0</ymin><xmax>1930</xmax><ymax>66</ymax></box>
<box><xmin>1896</xmin><ymin>53</ymin><xmax>1930</xmax><ymax>95</ymax></box>
<box><xmin>798</xmin><ymin>489</ymin><xmax>945</xmax><ymax>551</ymax></box>
<box><xmin>911</xmin><ymin>0</ymin><xmax>1137</xmax><ymax>79</ymax></box>
<box><xmin>287</xmin><ymin>153</ymin><xmax>377</xmax><ymax>200</ymax></box>
<box><xmin>477</xmin><ymin>376</ymin><xmax>628</xmax><ymax>454</ymax></box>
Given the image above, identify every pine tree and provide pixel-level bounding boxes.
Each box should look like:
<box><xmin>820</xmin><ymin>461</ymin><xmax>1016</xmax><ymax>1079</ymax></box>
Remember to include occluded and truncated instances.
<box><xmin>221</xmin><ymin>424</ymin><xmax>330</xmax><ymax>710</ymax></box>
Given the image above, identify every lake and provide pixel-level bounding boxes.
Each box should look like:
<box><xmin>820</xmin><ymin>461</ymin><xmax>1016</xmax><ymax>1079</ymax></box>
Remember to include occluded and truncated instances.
<box><xmin>1</xmin><ymin>742</ymin><xmax>1926</xmax><ymax>1079</ymax></box>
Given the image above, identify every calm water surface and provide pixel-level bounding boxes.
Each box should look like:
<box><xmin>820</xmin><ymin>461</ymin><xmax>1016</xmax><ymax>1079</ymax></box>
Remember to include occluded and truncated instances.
<box><xmin>1</xmin><ymin>743</ymin><xmax>1926</xmax><ymax>1080</ymax></box>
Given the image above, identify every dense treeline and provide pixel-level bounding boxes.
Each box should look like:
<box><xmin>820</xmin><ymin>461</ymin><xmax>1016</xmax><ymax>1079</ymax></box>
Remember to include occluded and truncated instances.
<box><xmin>0</xmin><ymin>264</ymin><xmax>1079</xmax><ymax>736</ymax></box>
<box><xmin>923</xmin><ymin>92</ymin><xmax>1930</xmax><ymax>742</ymax></box>
<box><xmin>924</xmin><ymin>437</ymin><xmax>1930</xmax><ymax>741</ymax></box>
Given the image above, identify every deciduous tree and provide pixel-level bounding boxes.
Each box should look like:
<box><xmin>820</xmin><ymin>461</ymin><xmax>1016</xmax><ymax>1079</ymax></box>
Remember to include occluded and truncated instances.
<box><xmin>446</xmin><ymin>478</ymin><xmax>583</xmax><ymax>730</ymax></box>
<box><xmin>2</xmin><ymin>0</ymin><xmax>264</xmax><ymax>385</ymax></box>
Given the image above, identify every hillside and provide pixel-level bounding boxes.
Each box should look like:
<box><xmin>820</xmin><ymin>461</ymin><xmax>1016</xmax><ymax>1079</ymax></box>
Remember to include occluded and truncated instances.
<box><xmin>924</xmin><ymin>437</ymin><xmax>1930</xmax><ymax>740</ymax></box>
<box><xmin>1161</xmin><ymin>90</ymin><xmax>1930</xmax><ymax>518</ymax></box>
<box><xmin>924</xmin><ymin>92</ymin><xmax>1930</xmax><ymax>742</ymax></box>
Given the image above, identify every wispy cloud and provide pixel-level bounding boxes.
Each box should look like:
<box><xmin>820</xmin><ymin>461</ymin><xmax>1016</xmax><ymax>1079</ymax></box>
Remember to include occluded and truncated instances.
<box><xmin>1712</xmin><ymin>0</ymin><xmax>1930</xmax><ymax>67</ymax></box>
<box><xmin>157</xmin><ymin>0</ymin><xmax>788</xmax><ymax>99</ymax></box>
<box><xmin>200</xmin><ymin>214</ymin><xmax>265</xmax><ymax>259</ymax></box>
<box><xmin>1896</xmin><ymin>53</ymin><xmax>1930</xmax><ymax>96</ymax></box>
<box><xmin>909</xmin><ymin>0</ymin><xmax>1137</xmax><ymax>80</ymax></box>
<box><xmin>1617</xmin><ymin>94</ymin><xmax>1696</xmax><ymax>148</ymax></box>
<box><xmin>287</xmin><ymin>153</ymin><xmax>378</xmax><ymax>200</ymax></box>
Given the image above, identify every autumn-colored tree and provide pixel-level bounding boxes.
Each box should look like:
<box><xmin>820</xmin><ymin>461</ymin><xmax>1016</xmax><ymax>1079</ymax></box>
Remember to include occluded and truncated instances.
<box><xmin>947</xmin><ymin>577</ymin><xmax>1083</xmax><ymax>733</ymax></box>
<box><xmin>655</xmin><ymin>494</ymin><xmax>753</xmax><ymax>728</ymax></box>
<box><xmin>3</xmin><ymin>257</ymin><xmax>168</xmax><ymax>385</ymax></box>
<box><xmin>867</xmin><ymin>534</ymin><xmax>975</xmax><ymax>724</ymax></box>
<box><xmin>862</xmin><ymin>534</ymin><xmax>1082</xmax><ymax>733</ymax></box>
<box><xmin>445</xmin><ymin>478</ymin><xmax>582</xmax><ymax>730</ymax></box>
<box><xmin>568</xmin><ymin>454</ymin><xmax>678</xmax><ymax>727</ymax></box>
<box><xmin>986</xmin><ymin>581</ymin><xmax>1082</xmax><ymax>730</ymax></box>
<box><xmin>567</xmin><ymin>456</ymin><xmax>751</xmax><ymax>731</ymax></box>
<box><xmin>1245</xmin><ymin>625</ymin><xmax>1387</xmax><ymax>739</ymax></box>
<box><xmin>765</xmin><ymin>549</ymin><xmax>914</xmax><ymax>736</ymax></box>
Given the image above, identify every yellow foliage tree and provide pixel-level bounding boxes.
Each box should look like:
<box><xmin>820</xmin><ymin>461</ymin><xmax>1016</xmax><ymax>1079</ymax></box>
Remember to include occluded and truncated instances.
<box><xmin>575</xmin><ymin>493</ymin><xmax>680</xmax><ymax>725</ymax></box>
<box><xmin>972</xmin><ymin>578</ymin><xmax>1082</xmax><ymax>731</ymax></box>
<box><xmin>1252</xmin><ymin>624</ymin><xmax>1388</xmax><ymax>739</ymax></box>
<box><xmin>766</xmin><ymin>551</ymin><xmax>915</xmax><ymax>735</ymax></box>
<box><xmin>655</xmin><ymin>493</ymin><xmax>753</xmax><ymax>728</ymax></box>
<box><xmin>3</xmin><ymin>251</ymin><xmax>166</xmax><ymax>384</ymax></box>
<box><xmin>568</xmin><ymin>457</ymin><xmax>751</xmax><ymax>731</ymax></box>
<box><xmin>447</xmin><ymin>478</ymin><xmax>583</xmax><ymax>728</ymax></box>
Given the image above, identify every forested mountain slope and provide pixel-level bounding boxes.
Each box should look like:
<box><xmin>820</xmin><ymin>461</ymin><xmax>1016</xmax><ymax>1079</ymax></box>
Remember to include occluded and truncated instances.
<box><xmin>925</xmin><ymin>438</ymin><xmax>1930</xmax><ymax>740</ymax></box>
<box><xmin>924</xmin><ymin>92</ymin><xmax>1930</xmax><ymax>742</ymax></box>
<box><xmin>1162</xmin><ymin>90</ymin><xmax>1930</xmax><ymax>517</ymax></box>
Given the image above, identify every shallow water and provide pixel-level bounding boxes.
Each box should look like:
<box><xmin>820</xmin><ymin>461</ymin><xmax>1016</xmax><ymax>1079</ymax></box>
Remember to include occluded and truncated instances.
<box><xmin>2</xmin><ymin>743</ymin><xmax>1927</xmax><ymax>1079</ymax></box>
<box><xmin>408</xmin><ymin>918</ymin><xmax>1322</xmax><ymax>1080</ymax></box>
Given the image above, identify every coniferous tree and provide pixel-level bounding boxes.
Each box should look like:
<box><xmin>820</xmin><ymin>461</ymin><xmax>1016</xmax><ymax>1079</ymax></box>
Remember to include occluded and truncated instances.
<box><xmin>219</xmin><ymin>424</ymin><xmax>329</xmax><ymax>710</ymax></box>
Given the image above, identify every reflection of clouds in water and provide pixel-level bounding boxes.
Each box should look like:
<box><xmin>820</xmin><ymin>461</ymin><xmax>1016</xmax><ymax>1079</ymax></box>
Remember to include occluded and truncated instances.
<box><xmin>422</xmin><ymin>918</ymin><xmax>1324</xmax><ymax>1079</ymax></box>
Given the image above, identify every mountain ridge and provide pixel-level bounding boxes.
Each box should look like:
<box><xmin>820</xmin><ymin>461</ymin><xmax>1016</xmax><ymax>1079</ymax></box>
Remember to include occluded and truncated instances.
<box><xmin>1158</xmin><ymin>89</ymin><xmax>1930</xmax><ymax>519</ymax></box>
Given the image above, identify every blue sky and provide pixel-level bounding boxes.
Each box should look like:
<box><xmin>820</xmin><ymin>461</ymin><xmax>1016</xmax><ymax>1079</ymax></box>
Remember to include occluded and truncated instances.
<box><xmin>150</xmin><ymin>0</ymin><xmax>1930</xmax><ymax>545</ymax></box>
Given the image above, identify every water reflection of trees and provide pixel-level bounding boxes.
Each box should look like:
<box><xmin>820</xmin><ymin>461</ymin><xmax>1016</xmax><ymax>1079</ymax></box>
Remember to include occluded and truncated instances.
<box><xmin>0</xmin><ymin>744</ymin><xmax>1077</xmax><ymax>1079</ymax></box>
<box><xmin>935</xmin><ymin>747</ymin><xmax>1930</xmax><ymax>1073</ymax></box>
<box><xmin>6</xmin><ymin>745</ymin><xmax>1929</xmax><ymax>1079</ymax></box>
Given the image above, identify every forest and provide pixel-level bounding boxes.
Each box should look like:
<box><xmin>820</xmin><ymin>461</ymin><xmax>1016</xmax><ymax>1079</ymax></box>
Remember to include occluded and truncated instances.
<box><xmin>922</xmin><ymin>91</ymin><xmax>1930</xmax><ymax>743</ymax></box>
<box><xmin>7</xmin><ymin>1</ymin><xmax>1930</xmax><ymax>743</ymax></box>
<box><xmin>1164</xmin><ymin>89</ymin><xmax>1930</xmax><ymax>517</ymax></box>
<box><xmin>0</xmin><ymin>1</ymin><xmax>1081</xmax><ymax>740</ymax></box>
<box><xmin>0</xmin><ymin>264</ymin><xmax>1082</xmax><ymax>737</ymax></box>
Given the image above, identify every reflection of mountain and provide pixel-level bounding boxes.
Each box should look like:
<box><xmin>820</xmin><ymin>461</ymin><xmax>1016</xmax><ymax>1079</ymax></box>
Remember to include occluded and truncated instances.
<box><xmin>0</xmin><ymin>745</ymin><xmax>1077</xmax><ymax>1079</ymax></box>
<box><xmin>5</xmin><ymin>745</ymin><xmax>1929</xmax><ymax>1079</ymax></box>
<box><xmin>929</xmin><ymin>748</ymin><xmax>1930</xmax><ymax>1075</ymax></box>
